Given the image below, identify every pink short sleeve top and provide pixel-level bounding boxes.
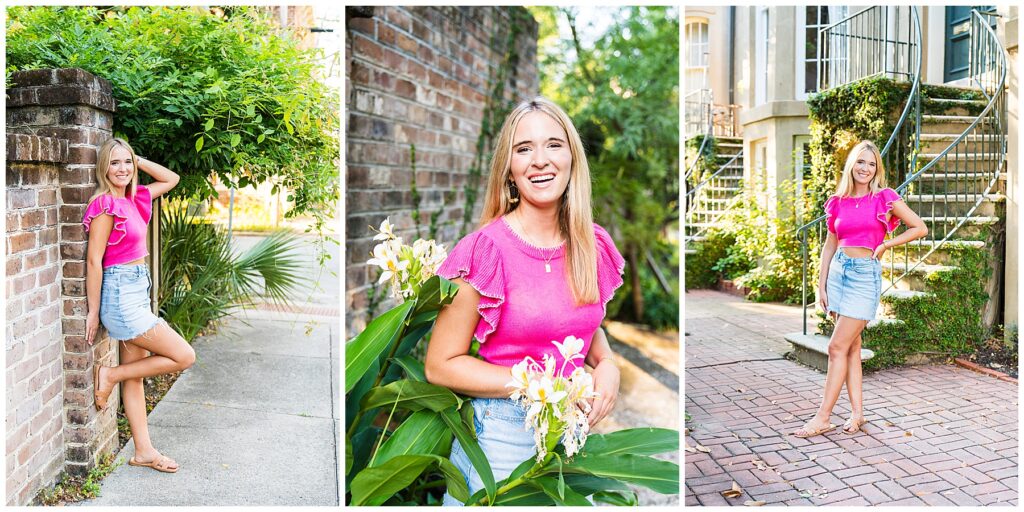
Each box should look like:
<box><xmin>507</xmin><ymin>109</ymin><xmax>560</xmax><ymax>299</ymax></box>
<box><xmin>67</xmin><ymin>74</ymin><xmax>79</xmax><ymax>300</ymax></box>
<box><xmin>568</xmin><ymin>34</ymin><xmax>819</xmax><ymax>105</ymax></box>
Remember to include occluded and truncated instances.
<box><xmin>824</xmin><ymin>187</ymin><xmax>902</xmax><ymax>250</ymax></box>
<box><xmin>82</xmin><ymin>185</ymin><xmax>153</xmax><ymax>267</ymax></box>
<box><xmin>436</xmin><ymin>217</ymin><xmax>625</xmax><ymax>377</ymax></box>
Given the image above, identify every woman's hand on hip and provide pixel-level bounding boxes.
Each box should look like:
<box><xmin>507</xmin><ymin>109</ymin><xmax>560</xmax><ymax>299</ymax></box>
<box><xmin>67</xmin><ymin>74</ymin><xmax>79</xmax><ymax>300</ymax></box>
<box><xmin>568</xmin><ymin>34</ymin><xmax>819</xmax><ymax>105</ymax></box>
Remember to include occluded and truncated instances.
<box><xmin>587</xmin><ymin>359</ymin><xmax>620</xmax><ymax>428</ymax></box>
<box><xmin>86</xmin><ymin>311</ymin><xmax>100</xmax><ymax>345</ymax></box>
<box><xmin>873</xmin><ymin>241</ymin><xmax>889</xmax><ymax>260</ymax></box>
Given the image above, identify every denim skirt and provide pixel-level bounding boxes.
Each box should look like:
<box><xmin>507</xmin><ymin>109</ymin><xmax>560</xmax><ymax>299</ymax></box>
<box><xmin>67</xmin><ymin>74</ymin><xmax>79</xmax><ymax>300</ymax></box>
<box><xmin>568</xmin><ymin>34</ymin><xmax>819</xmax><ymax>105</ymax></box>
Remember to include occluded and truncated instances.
<box><xmin>100</xmin><ymin>264</ymin><xmax>161</xmax><ymax>342</ymax></box>
<box><xmin>441</xmin><ymin>398</ymin><xmax>536</xmax><ymax>506</ymax></box>
<box><xmin>826</xmin><ymin>251</ymin><xmax>882</xmax><ymax>321</ymax></box>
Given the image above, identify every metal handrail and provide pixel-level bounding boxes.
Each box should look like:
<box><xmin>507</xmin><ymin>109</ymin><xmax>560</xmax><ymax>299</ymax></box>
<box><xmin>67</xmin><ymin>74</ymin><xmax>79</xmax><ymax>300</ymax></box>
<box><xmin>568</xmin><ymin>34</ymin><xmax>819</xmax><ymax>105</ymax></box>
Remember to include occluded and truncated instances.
<box><xmin>685</xmin><ymin>150</ymin><xmax>744</xmax><ymax>242</ymax></box>
<box><xmin>685</xmin><ymin>88</ymin><xmax>713</xmax><ymax>181</ymax></box>
<box><xmin>880</xmin><ymin>9</ymin><xmax>1007</xmax><ymax>289</ymax></box>
<box><xmin>798</xmin><ymin>6</ymin><xmax>923</xmax><ymax>335</ymax></box>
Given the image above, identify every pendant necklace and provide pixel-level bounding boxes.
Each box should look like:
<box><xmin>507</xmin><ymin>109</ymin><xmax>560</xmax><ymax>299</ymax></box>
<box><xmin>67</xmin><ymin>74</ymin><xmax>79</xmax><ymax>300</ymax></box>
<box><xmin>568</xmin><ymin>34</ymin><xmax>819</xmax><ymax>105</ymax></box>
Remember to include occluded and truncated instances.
<box><xmin>513</xmin><ymin>213</ymin><xmax>559</xmax><ymax>273</ymax></box>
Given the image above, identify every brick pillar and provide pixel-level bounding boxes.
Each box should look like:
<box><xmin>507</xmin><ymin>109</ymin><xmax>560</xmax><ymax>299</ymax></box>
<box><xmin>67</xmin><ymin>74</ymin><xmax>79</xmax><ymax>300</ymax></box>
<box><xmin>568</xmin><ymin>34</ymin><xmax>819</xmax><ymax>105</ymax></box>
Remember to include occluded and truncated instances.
<box><xmin>5</xmin><ymin>135</ymin><xmax>67</xmax><ymax>505</ymax></box>
<box><xmin>6</xmin><ymin>68</ymin><xmax>117</xmax><ymax>497</ymax></box>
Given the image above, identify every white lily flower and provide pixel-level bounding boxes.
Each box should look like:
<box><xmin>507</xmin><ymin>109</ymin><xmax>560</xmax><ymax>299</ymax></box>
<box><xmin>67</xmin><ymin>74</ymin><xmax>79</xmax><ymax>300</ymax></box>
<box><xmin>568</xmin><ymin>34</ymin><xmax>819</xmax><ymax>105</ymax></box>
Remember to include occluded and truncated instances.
<box><xmin>366</xmin><ymin>242</ymin><xmax>409</xmax><ymax>284</ymax></box>
<box><xmin>553</xmin><ymin>335</ymin><xmax>585</xmax><ymax>363</ymax></box>
<box><xmin>527</xmin><ymin>376</ymin><xmax>567</xmax><ymax>405</ymax></box>
<box><xmin>373</xmin><ymin>217</ymin><xmax>397</xmax><ymax>241</ymax></box>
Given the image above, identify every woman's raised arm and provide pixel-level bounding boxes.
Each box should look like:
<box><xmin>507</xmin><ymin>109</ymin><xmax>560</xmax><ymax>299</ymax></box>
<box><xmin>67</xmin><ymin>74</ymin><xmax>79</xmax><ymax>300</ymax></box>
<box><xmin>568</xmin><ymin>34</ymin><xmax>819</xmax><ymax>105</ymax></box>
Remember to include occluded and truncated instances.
<box><xmin>137</xmin><ymin>157</ymin><xmax>179</xmax><ymax>199</ymax></box>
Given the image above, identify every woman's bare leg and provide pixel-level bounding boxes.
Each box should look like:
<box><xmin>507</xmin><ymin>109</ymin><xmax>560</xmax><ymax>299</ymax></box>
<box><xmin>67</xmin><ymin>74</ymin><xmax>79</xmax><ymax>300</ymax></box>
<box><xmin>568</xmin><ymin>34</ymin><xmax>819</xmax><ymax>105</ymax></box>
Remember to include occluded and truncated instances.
<box><xmin>118</xmin><ymin>341</ymin><xmax>171</xmax><ymax>467</ymax></box>
<box><xmin>100</xmin><ymin>321</ymin><xmax>195</xmax><ymax>385</ymax></box>
<box><xmin>796</xmin><ymin>316</ymin><xmax>867</xmax><ymax>434</ymax></box>
<box><xmin>99</xmin><ymin>321</ymin><xmax>194</xmax><ymax>464</ymax></box>
<box><xmin>844</xmin><ymin>335</ymin><xmax>865</xmax><ymax>431</ymax></box>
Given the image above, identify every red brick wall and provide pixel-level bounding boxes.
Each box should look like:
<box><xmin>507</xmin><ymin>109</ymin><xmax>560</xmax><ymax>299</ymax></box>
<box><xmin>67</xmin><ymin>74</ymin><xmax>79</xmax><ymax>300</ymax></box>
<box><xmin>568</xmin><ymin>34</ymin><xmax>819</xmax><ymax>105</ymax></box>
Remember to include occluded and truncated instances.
<box><xmin>345</xmin><ymin>6</ymin><xmax>538</xmax><ymax>335</ymax></box>
<box><xmin>5</xmin><ymin>68</ymin><xmax>117</xmax><ymax>505</ymax></box>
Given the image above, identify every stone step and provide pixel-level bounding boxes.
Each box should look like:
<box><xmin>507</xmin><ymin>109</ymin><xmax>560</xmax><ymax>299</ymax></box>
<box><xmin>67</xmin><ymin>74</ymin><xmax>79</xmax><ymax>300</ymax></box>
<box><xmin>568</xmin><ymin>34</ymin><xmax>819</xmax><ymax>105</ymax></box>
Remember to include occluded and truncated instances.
<box><xmin>902</xmin><ymin>193</ymin><xmax>1004</xmax><ymax>217</ymax></box>
<box><xmin>783</xmin><ymin>332</ymin><xmax>875</xmax><ymax>372</ymax></box>
<box><xmin>910</xmin><ymin>171</ymin><xmax>997</xmax><ymax>194</ymax></box>
<box><xmin>883</xmin><ymin>239</ymin><xmax>986</xmax><ymax>265</ymax></box>
<box><xmin>917</xmin><ymin>133</ymin><xmax>1003</xmax><ymax>153</ymax></box>
<box><xmin>878</xmin><ymin>289</ymin><xmax>933</xmax><ymax>317</ymax></box>
<box><xmin>881</xmin><ymin>262</ymin><xmax>958</xmax><ymax>291</ymax></box>
<box><xmin>920</xmin><ymin>114</ymin><xmax>994</xmax><ymax>134</ymax></box>
<box><xmin>917</xmin><ymin>216</ymin><xmax>1000</xmax><ymax>239</ymax></box>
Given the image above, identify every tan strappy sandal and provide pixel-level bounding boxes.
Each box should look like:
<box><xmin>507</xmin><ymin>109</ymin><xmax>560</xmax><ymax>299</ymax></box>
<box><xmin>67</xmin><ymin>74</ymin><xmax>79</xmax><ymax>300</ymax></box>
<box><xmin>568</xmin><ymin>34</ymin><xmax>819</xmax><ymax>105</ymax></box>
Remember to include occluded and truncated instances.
<box><xmin>93</xmin><ymin>364</ymin><xmax>112</xmax><ymax>410</ymax></box>
<box><xmin>129</xmin><ymin>454</ymin><xmax>179</xmax><ymax>473</ymax></box>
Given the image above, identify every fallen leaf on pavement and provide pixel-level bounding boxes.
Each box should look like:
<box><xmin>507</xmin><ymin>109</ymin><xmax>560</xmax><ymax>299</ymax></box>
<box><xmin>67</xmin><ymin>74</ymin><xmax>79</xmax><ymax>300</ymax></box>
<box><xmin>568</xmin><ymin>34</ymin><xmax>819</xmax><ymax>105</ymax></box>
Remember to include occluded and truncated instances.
<box><xmin>798</xmin><ymin>490</ymin><xmax>813</xmax><ymax>498</ymax></box>
<box><xmin>904</xmin><ymin>430</ymin><xmax>913</xmax><ymax>437</ymax></box>
<box><xmin>744</xmin><ymin>501</ymin><xmax>766</xmax><ymax>506</ymax></box>
<box><xmin>915</xmin><ymin>491</ymin><xmax>931</xmax><ymax>496</ymax></box>
<box><xmin>684</xmin><ymin>441</ymin><xmax>696</xmax><ymax>453</ymax></box>
<box><xmin>696</xmin><ymin>444</ymin><xmax>711</xmax><ymax>453</ymax></box>
<box><xmin>721</xmin><ymin>482</ymin><xmax>743</xmax><ymax>498</ymax></box>
<box><xmin>222</xmin><ymin>464</ymin><xmax>229</xmax><ymax>469</ymax></box>
<box><xmin>808</xmin><ymin>454</ymin><xmax>817</xmax><ymax>462</ymax></box>
<box><xmin>884</xmin><ymin>421</ymin><xmax>896</xmax><ymax>427</ymax></box>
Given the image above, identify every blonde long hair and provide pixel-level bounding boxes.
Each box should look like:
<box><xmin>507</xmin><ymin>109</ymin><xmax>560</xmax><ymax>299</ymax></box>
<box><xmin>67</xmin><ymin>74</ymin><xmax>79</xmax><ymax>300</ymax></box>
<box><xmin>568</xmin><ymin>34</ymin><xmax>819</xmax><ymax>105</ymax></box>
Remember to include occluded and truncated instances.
<box><xmin>834</xmin><ymin>140</ymin><xmax>886</xmax><ymax>197</ymax></box>
<box><xmin>479</xmin><ymin>97</ymin><xmax>598</xmax><ymax>305</ymax></box>
<box><xmin>89</xmin><ymin>138</ymin><xmax>139</xmax><ymax>203</ymax></box>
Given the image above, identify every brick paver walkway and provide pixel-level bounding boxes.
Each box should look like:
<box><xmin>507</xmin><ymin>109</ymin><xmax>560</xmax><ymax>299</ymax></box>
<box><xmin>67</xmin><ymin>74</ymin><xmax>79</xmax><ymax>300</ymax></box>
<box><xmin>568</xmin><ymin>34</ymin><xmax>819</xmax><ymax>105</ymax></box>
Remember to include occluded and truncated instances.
<box><xmin>685</xmin><ymin>290</ymin><xmax>1018</xmax><ymax>506</ymax></box>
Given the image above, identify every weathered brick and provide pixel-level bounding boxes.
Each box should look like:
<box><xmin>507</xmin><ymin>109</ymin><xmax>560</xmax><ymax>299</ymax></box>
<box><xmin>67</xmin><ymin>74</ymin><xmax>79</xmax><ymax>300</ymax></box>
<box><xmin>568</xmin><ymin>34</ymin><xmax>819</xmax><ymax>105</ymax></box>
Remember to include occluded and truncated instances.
<box><xmin>8</xmin><ymin>232</ymin><xmax>37</xmax><ymax>254</ymax></box>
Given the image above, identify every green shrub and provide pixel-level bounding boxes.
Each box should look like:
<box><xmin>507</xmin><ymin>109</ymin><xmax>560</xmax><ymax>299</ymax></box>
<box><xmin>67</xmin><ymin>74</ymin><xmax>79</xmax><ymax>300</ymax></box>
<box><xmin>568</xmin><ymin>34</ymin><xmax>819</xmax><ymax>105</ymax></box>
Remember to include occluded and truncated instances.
<box><xmin>6</xmin><ymin>6</ymin><xmax>339</xmax><ymax>235</ymax></box>
<box><xmin>684</xmin><ymin>231</ymin><xmax>734</xmax><ymax>290</ymax></box>
<box><xmin>158</xmin><ymin>198</ymin><xmax>304</xmax><ymax>341</ymax></box>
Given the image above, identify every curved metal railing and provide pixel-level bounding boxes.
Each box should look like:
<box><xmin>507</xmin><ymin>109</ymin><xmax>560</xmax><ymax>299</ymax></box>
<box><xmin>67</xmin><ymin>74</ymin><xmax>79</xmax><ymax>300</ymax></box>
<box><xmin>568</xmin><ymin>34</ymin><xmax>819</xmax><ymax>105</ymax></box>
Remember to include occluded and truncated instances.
<box><xmin>685</xmin><ymin>150</ymin><xmax>744</xmax><ymax>242</ymax></box>
<box><xmin>797</xmin><ymin>6</ymin><xmax>923</xmax><ymax>334</ymax></box>
<box><xmin>882</xmin><ymin>9</ymin><xmax>1007</xmax><ymax>289</ymax></box>
<box><xmin>685</xmin><ymin>88</ymin><xmax>713</xmax><ymax>181</ymax></box>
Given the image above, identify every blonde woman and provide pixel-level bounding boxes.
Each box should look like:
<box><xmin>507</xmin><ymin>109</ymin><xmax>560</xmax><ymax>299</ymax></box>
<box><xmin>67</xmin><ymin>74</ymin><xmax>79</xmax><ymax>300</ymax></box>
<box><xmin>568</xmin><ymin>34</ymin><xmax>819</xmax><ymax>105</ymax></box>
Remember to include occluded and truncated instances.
<box><xmin>794</xmin><ymin>140</ymin><xmax>927</xmax><ymax>438</ymax></box>
<box><xmin>84</xmin><ymin>138</ymin><xmax>195</xmax><ymax>473</ymax></box>
<box><xmin>425</xmin><ymin>97</ymin><xmax>626</xmax><ymax>504</ymax></box>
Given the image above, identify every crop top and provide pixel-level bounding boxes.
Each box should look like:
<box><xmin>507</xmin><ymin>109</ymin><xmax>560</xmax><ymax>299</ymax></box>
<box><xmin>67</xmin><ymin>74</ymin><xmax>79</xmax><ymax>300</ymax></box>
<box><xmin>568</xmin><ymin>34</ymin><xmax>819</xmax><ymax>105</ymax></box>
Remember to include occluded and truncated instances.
<box><xmin>824</xmin><ymin>187</ymin><xmax>902</xmax><ymax>250</ymax></box>
<box><xmin>82</xmin><ymin>185</ymin><xmax>153</xmax><ymax>267</ymax></box>
<box><xmin>436</xmin><ymin>217</ymin><xmax>625</xmax><ymax>377</ymax></box>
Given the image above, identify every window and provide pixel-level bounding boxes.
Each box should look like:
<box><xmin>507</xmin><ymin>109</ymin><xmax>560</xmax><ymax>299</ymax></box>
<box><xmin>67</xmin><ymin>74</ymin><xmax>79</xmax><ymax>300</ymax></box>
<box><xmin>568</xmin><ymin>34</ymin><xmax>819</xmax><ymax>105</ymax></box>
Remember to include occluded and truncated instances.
<box><xmin>685</xmin><ymin>21</ymin><xmax>709</xmax><ymax>93</ymax></box>
<box><xmin>796</xmin><ymin>6</ymin><xmax>847</xmax><ymax>99</ymax></box>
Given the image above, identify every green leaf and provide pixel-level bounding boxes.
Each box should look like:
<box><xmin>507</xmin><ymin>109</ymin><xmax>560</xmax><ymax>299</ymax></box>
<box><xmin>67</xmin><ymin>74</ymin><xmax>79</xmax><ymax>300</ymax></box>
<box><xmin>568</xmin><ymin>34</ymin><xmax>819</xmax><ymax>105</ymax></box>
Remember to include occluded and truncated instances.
<box><xmin>493</xmin><ymin>485</ymin><xmax>556</xmax><ymax>505</ymax></box>
<box><xmin>371</xmin><ymin>410</ymin><xmax>450</xmax><ymax>467</ymax></box>
<box><xmin>204</xmin><ymin>118</ymin><xmax>214</xmax><ymax>131</ymax></box>
<box><xmin>230</xmin><ymin>133</ymin><xmax>241</xmax><ymax>147</ymax></box>
<box><xmin>257</xmin><ymin>133</ymin><xmax>265</xmax><ymax>143</ymax></box>
<box><xmin>560</xmin><ymin>453</ymin><xmax>679</xmax><ymax>494</ymax></box>
<box><xmin>583</xmin><ymin>427</ymin><xmax>678</xmax><ymax>457</ymax></box>
<box><xmin>164</xmin><ymin>105</ymin><xmax>180</xmax><ymax>113</ymax></box>
<box><xmin>344</xmin><ymin>300</ymin><xmax>415</xmax><ymax>393</ymax></box>
<box><xmin>245</xmin><ymin>103</ymin><xmax>256</xmax><ymax>117</ymax></box>
<box><xmin>391</xmin><ymin>355</ymin><xmax>425</xmax><ymax>382</ymax></box>
<box><xmin>562</xmin><ymin>474</ymin><xmax>633</xmax><ymax>496</ymax></box>
<box><xmin>194</xmin><ymin>135</ymin><xmax>204</xmax><ymax>152</ymax></box>
<box><xmin>434</xmin><ymin>456</ymin><xmax>469</xmax><ymax>503</ymax></box>
<box><xmin>593</xmin><ymin>490</ymin><xmax>639</xmax><ymax>506</ymax></box>
<box><xmin>530</xmin><ymin>475</ymin><xmax>592</xmax><ymax>506</ymax></box>
<box><xmin>349</xmin><ymin>454</ymin><xmax>437</xmax><ymax>505</ymax></box>
<box><xmin>361</xmin><ymin>379</ymin><xmax>461</xmax><ymax>413</ymax></box>
<box><xmin>412</xmin><ymin>275</ymin><xmax>458</xmax><ymax>319</ymax></box>
<box><xmin>441</xmin><ymin>408</ymin><xmax>495</xmax><ymax>504</ymax></box>
<box><xmin>345</xmin><ymin>435</ymin><xmax>353</xmax><ymax>476</ymax></box>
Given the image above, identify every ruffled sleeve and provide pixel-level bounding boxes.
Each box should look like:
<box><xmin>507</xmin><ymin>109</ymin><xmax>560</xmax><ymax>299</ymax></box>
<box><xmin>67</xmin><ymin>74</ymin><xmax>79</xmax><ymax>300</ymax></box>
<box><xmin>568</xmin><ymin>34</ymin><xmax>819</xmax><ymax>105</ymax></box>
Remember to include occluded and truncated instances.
<box><xmin>436</xmin><ymin>231</ymin><xmax>505</xmax><ymax>344</ymax></box>
<box><xmin>876</xmin><ymin>188</ymin><xmax>902</xmax><ymax>233</ymax></box>
<box><xmin>132</xmin><ymin>185</ymin><xmax>153</xmax><ymax>225</ymax></box>
<box><xmin>823</xmin><ymin>196</ymin><xmax>839</xmax><ymax>234</ymax></box>
<box><xmin>82</xmin><ymin>194</ymin><xmax>131</xmax><ymax>245</ymax></box>
<box><xmin>593</xmin><ymin>224</ymin><xmax>626</xmax><ymax>309</ymax></box>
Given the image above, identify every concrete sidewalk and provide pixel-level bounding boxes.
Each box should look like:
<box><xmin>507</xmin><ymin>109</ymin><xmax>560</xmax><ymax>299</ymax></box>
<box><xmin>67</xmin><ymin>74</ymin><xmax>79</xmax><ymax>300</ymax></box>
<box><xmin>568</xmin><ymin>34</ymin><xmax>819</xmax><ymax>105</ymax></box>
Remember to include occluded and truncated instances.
<box><xmin>78</xmin><ymin>310</ymin><xmax>339</xmax><ymax>506</ymax></box>
<box><xmin>685</xmin><ymin>290</ymin><xmax>1018</xmax><ymax>506</ymax></box>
